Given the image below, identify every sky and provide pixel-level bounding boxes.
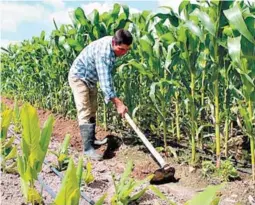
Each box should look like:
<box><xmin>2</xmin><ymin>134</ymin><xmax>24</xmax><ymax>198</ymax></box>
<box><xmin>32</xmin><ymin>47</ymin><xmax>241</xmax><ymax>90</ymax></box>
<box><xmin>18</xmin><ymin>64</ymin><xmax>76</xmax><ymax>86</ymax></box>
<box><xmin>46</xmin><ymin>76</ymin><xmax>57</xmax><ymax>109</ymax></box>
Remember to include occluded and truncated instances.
<box><xmin>0</xmin><ymin>0</ymin><xmax>182</xmax><ymax>48</ymax></box>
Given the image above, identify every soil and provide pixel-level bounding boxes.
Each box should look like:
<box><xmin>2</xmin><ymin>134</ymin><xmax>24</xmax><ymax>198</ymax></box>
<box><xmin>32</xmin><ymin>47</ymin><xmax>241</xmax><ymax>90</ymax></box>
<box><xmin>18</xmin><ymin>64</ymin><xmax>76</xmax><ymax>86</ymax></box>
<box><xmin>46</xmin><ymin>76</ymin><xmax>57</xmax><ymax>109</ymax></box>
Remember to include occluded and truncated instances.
<box><xmin>1</xmin><ymin>97</ymin><xmax>255</xmax><ymax>205</ymax></box>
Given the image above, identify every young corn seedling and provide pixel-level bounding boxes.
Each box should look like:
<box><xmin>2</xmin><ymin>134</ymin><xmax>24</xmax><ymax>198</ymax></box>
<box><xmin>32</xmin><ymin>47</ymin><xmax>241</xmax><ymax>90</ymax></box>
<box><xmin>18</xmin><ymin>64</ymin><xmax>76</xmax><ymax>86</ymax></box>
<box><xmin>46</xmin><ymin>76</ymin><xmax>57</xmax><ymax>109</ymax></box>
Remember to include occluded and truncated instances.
<box><xmin>0</xmin><ymin>108</ymin><xmax>18</xmax><ymax>173</ymax></box>
<box><xmin>12</xmin><ymin>98</ymin><xmax>22</xmax><ymax>134</ymax></box>
<box><xmin>202</xmin><ymin>160</ymin><xmax>239</xmax><ymax>182</ymax></box>
<box><xmin>50</xmin><ymin>133</ymin><xmax>71</xmax><ymax>171</ymax></box>
<box><xmin>82</xmin><ymin>160</ymin><xmax>95</xmax><ymax>185</ymax></box>
<box><xmin>111</xmin><ymin>160</ymin><xmax>172</xmax><ymax>205</ymax></box>
<box><xmin>54</xmin><ymin>157</ymin><xmax>83</xmax><ymax>205</ymax></box>
<box><xmin>17</xmin><ymin>103</ymin><xmax>54</xmax><ymax>204</ymax></box>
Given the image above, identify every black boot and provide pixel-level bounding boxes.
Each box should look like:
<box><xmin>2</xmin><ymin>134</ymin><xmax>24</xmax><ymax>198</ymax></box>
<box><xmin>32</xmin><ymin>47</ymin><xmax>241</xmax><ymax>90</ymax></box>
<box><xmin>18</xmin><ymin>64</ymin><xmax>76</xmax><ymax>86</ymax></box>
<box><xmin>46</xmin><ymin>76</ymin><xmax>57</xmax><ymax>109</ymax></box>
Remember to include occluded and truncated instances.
<box><xmin>89</xmin><ymin>117</ymin><xmax>108</xmax><ymax>146</ymax></box>
<box><xmin>80</xmin><ymin>124</ymin><xmax>103</xmax><ymax>160</ymax></box>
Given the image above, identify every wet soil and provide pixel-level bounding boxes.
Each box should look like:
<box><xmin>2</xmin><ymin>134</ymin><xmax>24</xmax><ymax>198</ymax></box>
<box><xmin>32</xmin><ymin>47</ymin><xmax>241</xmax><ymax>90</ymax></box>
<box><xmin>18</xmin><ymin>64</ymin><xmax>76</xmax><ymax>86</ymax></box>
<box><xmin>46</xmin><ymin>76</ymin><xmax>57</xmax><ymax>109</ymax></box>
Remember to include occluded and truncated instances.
<box><xmin>1</xmin><ymin>97</ymin><xmax>255</xmax><ymax>205</ymax></box>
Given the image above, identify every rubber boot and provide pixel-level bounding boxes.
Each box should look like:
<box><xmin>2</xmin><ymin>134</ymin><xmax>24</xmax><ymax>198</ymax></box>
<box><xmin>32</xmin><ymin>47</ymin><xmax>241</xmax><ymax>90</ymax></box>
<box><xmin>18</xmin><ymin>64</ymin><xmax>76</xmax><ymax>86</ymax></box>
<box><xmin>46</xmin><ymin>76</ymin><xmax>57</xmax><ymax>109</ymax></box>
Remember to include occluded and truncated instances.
<box><xmin>80</xmin><ymin>124</ymin><xmax>103</xmax><ymax>160</ymax></box>
<box><xmin>89</xmin><ymin>117</ymin><xmax>108</xmax><ymax>146</ymax></box>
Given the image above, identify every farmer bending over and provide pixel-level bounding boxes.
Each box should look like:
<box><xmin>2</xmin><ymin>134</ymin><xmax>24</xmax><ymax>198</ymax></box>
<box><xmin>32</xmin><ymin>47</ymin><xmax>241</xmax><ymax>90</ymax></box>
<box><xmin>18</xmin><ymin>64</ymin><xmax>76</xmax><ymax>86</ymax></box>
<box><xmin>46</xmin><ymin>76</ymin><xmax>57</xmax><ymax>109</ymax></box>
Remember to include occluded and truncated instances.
<box><xmin>68</xmin><ymin>29</ymin><xmax>133</xmax><ymax>160</ymax></box>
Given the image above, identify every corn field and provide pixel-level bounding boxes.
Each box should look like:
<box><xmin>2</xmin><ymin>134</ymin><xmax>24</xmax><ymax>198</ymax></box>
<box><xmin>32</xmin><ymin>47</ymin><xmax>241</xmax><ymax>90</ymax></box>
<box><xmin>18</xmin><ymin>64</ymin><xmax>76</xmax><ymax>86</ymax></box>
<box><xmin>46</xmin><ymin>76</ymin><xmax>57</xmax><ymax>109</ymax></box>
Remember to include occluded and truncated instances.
<box><xmin>1</xmin><ymin>0</ymin><xmax>254</xmax><ymax>180</ymax></box>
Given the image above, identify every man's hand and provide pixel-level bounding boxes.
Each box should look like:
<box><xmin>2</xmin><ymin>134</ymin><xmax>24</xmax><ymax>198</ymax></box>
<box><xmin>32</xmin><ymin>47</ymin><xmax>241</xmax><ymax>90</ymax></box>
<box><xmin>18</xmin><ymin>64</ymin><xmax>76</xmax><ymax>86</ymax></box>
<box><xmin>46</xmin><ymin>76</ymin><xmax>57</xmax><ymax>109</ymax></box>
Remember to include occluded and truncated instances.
<box><xmin>111</xmin><ymin>97</ymin><xmax>128</xmax><ymax>118</ymax></box>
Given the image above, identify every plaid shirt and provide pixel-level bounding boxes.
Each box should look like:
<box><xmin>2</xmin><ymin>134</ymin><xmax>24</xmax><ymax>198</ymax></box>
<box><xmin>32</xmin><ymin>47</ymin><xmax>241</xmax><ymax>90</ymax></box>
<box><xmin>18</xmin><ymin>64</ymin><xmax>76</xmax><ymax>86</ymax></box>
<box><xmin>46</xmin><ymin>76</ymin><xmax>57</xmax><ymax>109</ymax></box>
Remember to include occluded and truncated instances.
<box><xmin>69</xmin><ymin>36</ymin><xmax>116</xmax><ymax>102</ymax></box>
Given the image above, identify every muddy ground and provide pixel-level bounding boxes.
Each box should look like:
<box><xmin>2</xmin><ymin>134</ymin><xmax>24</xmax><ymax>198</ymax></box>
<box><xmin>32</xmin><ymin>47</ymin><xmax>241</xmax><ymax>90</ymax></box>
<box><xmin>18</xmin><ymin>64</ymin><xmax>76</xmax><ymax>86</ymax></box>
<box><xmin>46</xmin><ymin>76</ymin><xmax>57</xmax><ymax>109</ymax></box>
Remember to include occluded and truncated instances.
<box><xmin>1</xmin><ymin>97</ymin><xmax>255</xmax><ymax>205</ymax></box>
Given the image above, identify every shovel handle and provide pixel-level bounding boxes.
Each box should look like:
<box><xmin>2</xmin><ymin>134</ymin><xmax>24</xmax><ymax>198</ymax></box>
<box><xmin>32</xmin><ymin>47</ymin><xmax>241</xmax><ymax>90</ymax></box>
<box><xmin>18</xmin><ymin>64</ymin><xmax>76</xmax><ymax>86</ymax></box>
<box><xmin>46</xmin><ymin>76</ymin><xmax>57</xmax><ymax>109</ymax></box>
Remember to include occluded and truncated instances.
<box><xmin>124</xmin><ymin>113</ymin><xmax>166</xmax><ymax>168</ymax></box>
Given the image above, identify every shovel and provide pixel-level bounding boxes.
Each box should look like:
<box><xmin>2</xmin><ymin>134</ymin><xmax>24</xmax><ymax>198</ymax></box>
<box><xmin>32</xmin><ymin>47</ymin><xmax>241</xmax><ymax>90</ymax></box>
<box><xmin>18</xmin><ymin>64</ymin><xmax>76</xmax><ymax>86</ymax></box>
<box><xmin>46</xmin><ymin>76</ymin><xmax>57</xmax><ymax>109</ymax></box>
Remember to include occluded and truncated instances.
<box><xmin>125</xmin><ymin>113</ymin><xmax>177</xmax><ymax>184</ymax></box>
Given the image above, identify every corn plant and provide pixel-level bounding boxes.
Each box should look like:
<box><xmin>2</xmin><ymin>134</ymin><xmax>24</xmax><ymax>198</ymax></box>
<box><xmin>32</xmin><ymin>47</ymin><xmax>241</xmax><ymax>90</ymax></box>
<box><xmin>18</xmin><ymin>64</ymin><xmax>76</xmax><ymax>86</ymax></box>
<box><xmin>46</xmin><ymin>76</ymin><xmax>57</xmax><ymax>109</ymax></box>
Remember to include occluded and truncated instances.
<box><xmin>54</xmin><ymin>157</ymin><xmax>83</xmax><ymax>205</ymax></box>
<box><xmin>54</xmin><ymin>156</ymin><xmax>107</xmax><ymax>204</ymax></box>
<box><xmin>149</xmin><ymin>80</ymin><xmax>175</xmax><ymax>152</ymax></box>
<box><xmin>111</xmin><ymin>160</ymin><xmax>173</xmax><ymax>205</ymax></box>
<box><xmin>111</xmin><ymin>160</ymin><xmax>150</xmax><ymax>204</ymax></box>
<box><xmin>0</xmin><ymin>135</ymin><xmax>17</xmax><ymax>174</ymax></box>
<box><xmin>50</xmin><ymin>133</ymin><xmax>71</xmax><ymax>171</ymax></box>
<box><xmin>82</xmin><ymin>161</ymin><xmax>95</xmax><ymax>185</ymax></box>
<box><xmin>0</xmin><ymin>107</ymin><xmax>12</xmax><ymax>140</ymax></box>
<box><xmin>13</xmin><ymin>98</ymin><xmax>22</xmax><ymax>133</ymax></box>
<box><xmin>223</xmin><ymin>2</ymin><xmax>255</xmax><ymax>180</ymax></box>
<box><xmin>0</xmin><ymin>108</ymin><xmax>18</xmax><ymax>173</ymax></box>
<box><xmin>17</xmin><ymin>103</ymin><xmax>54</xmax><ymax>204</ymax></box>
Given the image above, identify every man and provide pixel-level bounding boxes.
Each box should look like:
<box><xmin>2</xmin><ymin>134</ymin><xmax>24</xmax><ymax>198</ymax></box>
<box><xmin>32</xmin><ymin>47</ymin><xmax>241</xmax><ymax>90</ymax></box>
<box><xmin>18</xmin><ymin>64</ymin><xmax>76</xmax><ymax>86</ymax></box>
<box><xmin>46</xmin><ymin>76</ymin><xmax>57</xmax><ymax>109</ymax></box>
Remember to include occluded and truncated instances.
<box><xmin>68</xmin><ymin>29</ymin><xmax>133</xmax><ymax>160</ymax></box>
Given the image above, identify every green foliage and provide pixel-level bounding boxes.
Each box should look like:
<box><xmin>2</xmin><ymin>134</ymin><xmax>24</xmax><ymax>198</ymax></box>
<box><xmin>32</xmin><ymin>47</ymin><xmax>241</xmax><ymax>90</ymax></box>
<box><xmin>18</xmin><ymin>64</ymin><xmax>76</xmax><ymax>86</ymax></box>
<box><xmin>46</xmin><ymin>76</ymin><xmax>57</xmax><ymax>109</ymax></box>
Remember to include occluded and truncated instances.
<box><xmin>0</xmin><ymin>108</ymin><xmax>12</xmax><ymax>140</ymax></box>
<box><xmin>202</xmin><ymin>160</ymin><xmax>239</xmax><ymax>181</ymax></box>
<box><xmin>185</xmin><ymin>184</ymin><xmax>224</xmax><ymax>205</ymax></box>
<box><xmin>17</xmin><ymin>103</ymin><xmax>54</xmax><ymax>204</ymax></box>
<box><xmin>1</xmin><ymin>1</ymin><xmax>255</xmax><ymax>177</ymax></box>
<box><xmin>54</xmin><ymin>158</ymin><xmax>82</xmax><ymax>205</ymax></box>
<box><xmin>219</xmin><ymin>160</ymin><xmax>239</xmax><ymax>181</ymax></box>
<box><xmin>95</xmin><ymin>194</ymin><xmax>107</xmax><ymax>205</ymax></box>
<box><xmin>13</xmin><ymin>98</ymin><xmax>22</xmax><ymax>133</ymax></box>
<box><xmin>111</xmin><ymin>161</ymin><xmax>153</xmax><ymax>205</ymax></box>
<box><xmin>50</xmin><ymin>133</ymin><xmax>71</xmax><ymax>171</ymax></box>
<box><xmin>202</xmin><ymin>161</ymin><xmax>216</xmax><ymax>178</ymax></box>
<box><xmin>0</xmin><ymin>107</ymin><xmax>18</xmax><ymax>173</ymax></box>
<box><xmin>82</xmin><ymin>161</ymin><xmax>95</xmax><ymax>185</ymax></box>
<box><xmin>1</xmin><ymin>135</ymin><xmax>18</xmax><ymax>174</ymax></box>
<box><xmin>110</xmin><ymin>161</ymin><xmax>174</xmax><ymax>204</ymax></box>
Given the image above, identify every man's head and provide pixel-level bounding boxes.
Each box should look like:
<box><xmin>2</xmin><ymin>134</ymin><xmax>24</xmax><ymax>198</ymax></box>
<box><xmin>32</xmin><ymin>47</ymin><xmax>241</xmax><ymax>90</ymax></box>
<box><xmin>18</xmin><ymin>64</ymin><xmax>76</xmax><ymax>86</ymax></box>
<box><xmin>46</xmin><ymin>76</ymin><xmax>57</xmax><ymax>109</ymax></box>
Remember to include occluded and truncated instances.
<box><xmin>112</xmin><ymin>29</ymin><xmax>133</xmax><ymax>57</ymax></box>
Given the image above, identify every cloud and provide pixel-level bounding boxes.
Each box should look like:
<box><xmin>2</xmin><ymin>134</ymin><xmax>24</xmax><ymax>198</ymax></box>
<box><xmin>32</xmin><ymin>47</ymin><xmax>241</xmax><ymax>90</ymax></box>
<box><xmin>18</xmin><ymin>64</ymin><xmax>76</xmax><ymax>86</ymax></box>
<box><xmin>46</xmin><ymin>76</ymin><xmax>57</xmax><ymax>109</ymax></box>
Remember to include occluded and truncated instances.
<box><xmin>82</xmin><ymin>2</ymin><xmax>114</xmax><ymax>14</ymax></box>
<box><xmin>157</xmin><ymin>0</ymin><xmax>200</xmax><ymax>14</ymax></box>
<box><xmin>49</xmin><ymin>9</ymin><xmax>73</xmax><ymax>26</ymax></box>
<box><xmin>157</xmin><ymin>0</ymin><xmax>183</xmax><ymax>13</ymax></box>
<box><xmin>81</xmin><ymin>2</ymin><xmax>140</xmax><ymax>15</ymax></box>
<box><xmin>49</xmin><ymin>3</ymin><xmax>114</xmax><ymax>27</ymax></box>
<box><xmin>0</xmin><ymin>2</ymin><xmax>48</xmax><ymax>32</ymax></box>
<box><xmin>0</xmin><ymin>39</ymin><xmax>21</xmax><ymax>49</ymax></box>
<box><xmin>43</xmin><ymin>0</ymin><xmax>65</xmax><ymax>9</ymax></box>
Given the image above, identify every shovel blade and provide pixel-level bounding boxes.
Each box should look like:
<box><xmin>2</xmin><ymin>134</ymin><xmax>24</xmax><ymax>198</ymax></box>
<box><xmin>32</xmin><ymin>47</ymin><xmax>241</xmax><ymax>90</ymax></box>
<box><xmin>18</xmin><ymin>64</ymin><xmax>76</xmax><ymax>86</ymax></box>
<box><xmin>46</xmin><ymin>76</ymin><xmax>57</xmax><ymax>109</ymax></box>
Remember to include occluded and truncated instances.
<box><xmin>150</xmin><ymin>165</ymin><xmax>179</xmax><ymax>185</ymax></box>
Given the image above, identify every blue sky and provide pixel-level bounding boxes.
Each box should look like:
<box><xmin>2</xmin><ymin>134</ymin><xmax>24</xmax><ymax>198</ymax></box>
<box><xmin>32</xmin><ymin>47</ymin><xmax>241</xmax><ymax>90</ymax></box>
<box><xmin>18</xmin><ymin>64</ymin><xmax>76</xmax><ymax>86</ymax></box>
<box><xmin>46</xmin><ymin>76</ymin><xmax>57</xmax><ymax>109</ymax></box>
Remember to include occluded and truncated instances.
<box><xmin>0</xmin><ymin>0</ymin><xmax>181</xmax><ymax>48</ymax></box>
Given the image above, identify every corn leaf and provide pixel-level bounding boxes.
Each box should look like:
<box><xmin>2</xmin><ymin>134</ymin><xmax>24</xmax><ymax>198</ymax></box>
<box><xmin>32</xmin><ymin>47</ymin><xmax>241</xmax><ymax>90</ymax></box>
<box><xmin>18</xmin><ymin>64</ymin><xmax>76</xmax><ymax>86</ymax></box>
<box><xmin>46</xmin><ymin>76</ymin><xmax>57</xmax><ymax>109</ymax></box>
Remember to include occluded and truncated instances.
<box><xmin>128</xmin><ymin>60</ymin><xmax>153</xmax><ymax>79</ymax></box>
<box><xmin>95</xmin><ymin>193</ymin><xmax>107</xmax><ymax>205</ymax></box>
<box><xmin>38</xmin><ymin>114</ymin><xmax>54</xmax><ymax>170</ymax></box>
<box><xmin>118</xmin><ymin>160</ymin><xmax>133</xmax><ymax>192</ymax></box>
<box><xmin>3</xmin><ymin>136</ymin><xmax>15</xmax><ymax>150</ymax></box>
<box><xmin>55</xmin><ymin>158</ymin><xmax>80</xmax><ymax>205</ymax></box>
<box><xmin>129</xmin><ymin>188</ymin><xmax>147</xmax><ymax>202</ymax></box>
<box><xmin>185</xmin><ymin>20</ymin><xmax>204</xmax><ymax>42</ymax></box>
<box><xmin>227</xmin><ymin>36</ymin><xmax>241</xmax><ymax>66</ymax></box>
<box><xmin>185</xmin><ymin>184</ymin><xmax>224</xmax><ymax>205</ymax></box>
<box><xmin>1</xmin><ymin>109</ymin><xmax>13</xmax><ymax>140</ymax></box>
<box><xmin>20</xmin><ymin>178</ymin><xmax>29</xmax><ymax>202</ymax></box>
<box><xmin>149</xmin><ymin>185</ymin><xmax>176</xmax><ymax>205</ymax></box>
<box><xmin>27</xmin><ymin>187</ymin><xmax>42</xmax><ymax>204</ymax></box>
<box><xmin>60</xmin><ymin>134</ymin><xmax>71</xmax><ymax>154</ymax></box>
<box><xmin>76</xmin><ymin>157</ymin><xmax>83</xmax><ymax>187</ymax></box>
<box><xmin>122</xmin><ymin>5</ymin><xmax>129</xmax><ymax>19</ymax></box>
<box><xmin>192</xmin><ymin>9</ymin><xmax>215</xmax><ymax>36</ymax></box>
<box><xmin>74</xmin><ymin>7</ymin><xmax>88</xmax><ymax>26</ymax></box>
<box><xmin>83</xmin><ymin>161</ymin><xmax>94</xmax><ymax>184</ymax></box>
<box><xmin>20</xmin><ymin>103</ymin><xmax>42</xmax><ymax>163</ymax></box>
<box><xmin>224</xmin><ymin>5</ymin><xmax>255</xmax><ymax>44</ymax></box>
<box><xmin>5</xmin><ymin>146</ymin><xmax>17</xmax><ymax>160</ymax></box>
<box><xmin>112</xmin><ymin>3</ymin><xmax>121</xmax><ymax>19</ymax></box>
<box><xmin>17</xmin><ymin>155</ymin><xmax>25</xmax><ymax>178</ymax></box>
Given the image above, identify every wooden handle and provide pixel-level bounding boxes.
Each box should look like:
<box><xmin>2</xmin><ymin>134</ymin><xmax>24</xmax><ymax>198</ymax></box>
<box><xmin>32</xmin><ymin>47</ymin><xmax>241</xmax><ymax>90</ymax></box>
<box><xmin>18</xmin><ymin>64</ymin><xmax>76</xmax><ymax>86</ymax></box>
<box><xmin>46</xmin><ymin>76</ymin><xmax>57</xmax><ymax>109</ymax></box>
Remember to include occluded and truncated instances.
<box><xmin>125</xmin><ymin>113</ymin><xmax>166</xmax><ymax>168</ymax></box>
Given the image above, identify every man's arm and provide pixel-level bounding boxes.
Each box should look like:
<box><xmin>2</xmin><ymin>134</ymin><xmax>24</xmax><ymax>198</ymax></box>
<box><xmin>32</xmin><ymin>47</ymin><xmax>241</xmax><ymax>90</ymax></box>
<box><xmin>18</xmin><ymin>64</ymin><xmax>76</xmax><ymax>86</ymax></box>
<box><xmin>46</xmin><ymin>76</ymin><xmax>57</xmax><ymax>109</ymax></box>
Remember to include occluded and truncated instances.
<box><xmin>95</xmin><ymin>56</ymin><xmax>128</xmax><ymax>117</ymax></box>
